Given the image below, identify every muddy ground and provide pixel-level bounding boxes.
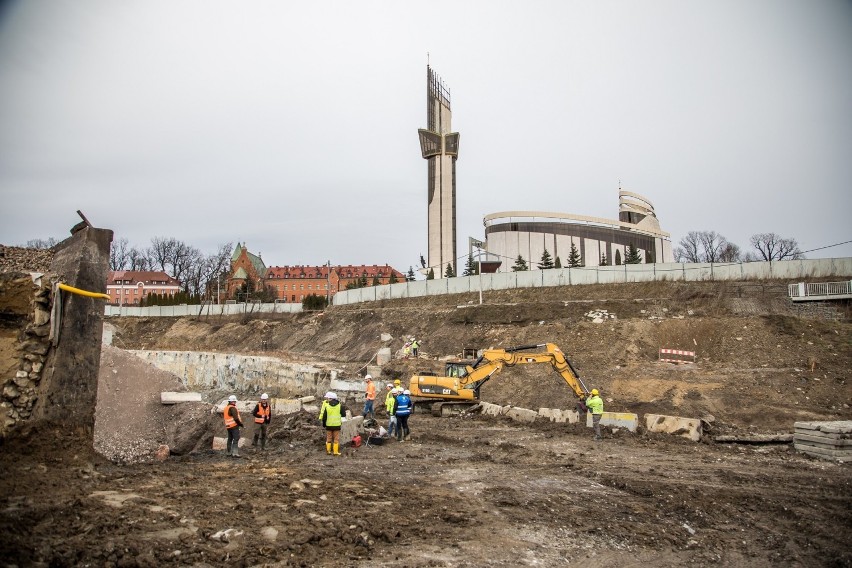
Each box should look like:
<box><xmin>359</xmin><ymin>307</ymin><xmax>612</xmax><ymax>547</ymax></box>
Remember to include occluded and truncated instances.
<box><xmin>2</xmin><ymin>411</ymin><xmax>850</xmax><ymax>567</ymax></box>
<box><xmin>2</xmin><ymin>280</ymin><xmax>851</xmax><ymax>566</ymax></box>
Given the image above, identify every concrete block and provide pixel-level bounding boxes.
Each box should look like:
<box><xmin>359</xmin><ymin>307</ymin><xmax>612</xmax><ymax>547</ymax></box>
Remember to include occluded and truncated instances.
<box><xmin>376</xmin><ymin>348</ymin><xmax>392</xmax><ymax>365</ymax></box>
<box><xmin>329</xmin><ymin>378</ymin><xmax>362</xmax><ymax>394</ymax></box>
<box><xmin>161</xmin><ymin>392</ymin><xmax>203</xmax><ymax>404</ymax></box>
<box><xmin>271</xmin><ymin>398</ymin><xmax>302</xmax><ymax>415</ymax></box>
<box><xmin>340</xmin><ymin>415</ymin><xmax>364</xmax><ymax>443</ymax></box>
<box><xmin>381</xmin><ymin>333</ymin><xmax>393</xmax><ymax>342</ymax></box>
<box><xmin>366</xmin><ymin>365</ymin><xmax>382</xmax><ymax>379</ymax></box>
<box><xmin>505</xmin><ymin>406</ymin><xmax>538</xmax><ymax>423</ymax></box>
<box><xmin>644</xmin><ymin>413</ymin><xmax>702</xmax><ymax>441</ymax></box>
<box><xmin>586</xmin><ymin>411</ymin><xmax>639</xmax><ymax>433</ymax></box>
<box><xmin>538</xmin><ymin>408</ymin><xmax>580</xmax><ymax>424</ymax></box>
<box><xmin>212</xmin><ymin>436</ymin><xmax>248</xmax><ymax>450</ymax></box>
<box><xmin>479</xmin><ymin>402</ymin><xmax>505</xmax><ymax>417</ymax></box>
<box><xmin>794</xmin><ymin>420</ymin><xmax>852</xmax><ymax>434</ymax></box>
<box><xmin>298</xmin><ymin>395</ymin><xmax>316</xmax><ymax>404</ymax></box>
<box><xmin>303</xmin><ymin>404</ymin><xmax>320</xmax><ymax>415</ymax></box>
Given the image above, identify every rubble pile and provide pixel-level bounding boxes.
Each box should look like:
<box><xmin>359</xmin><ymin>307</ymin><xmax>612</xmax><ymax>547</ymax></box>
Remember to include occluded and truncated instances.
<box><xmin>0</xmin><ymin>245</ymin><xmax>55</xmax><ymax>274</ymax></box>
<box><xmin>585</xmin><ymin>309</ymin><xmax>616</xmax><ymax>323</ymax></box>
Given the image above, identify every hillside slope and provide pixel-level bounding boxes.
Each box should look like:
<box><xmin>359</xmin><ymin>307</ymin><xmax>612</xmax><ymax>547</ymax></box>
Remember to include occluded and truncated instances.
<box><xmin>110</xmin><ymin>280</ymin><xmax>851</xmax><ymax>432</ymax></box>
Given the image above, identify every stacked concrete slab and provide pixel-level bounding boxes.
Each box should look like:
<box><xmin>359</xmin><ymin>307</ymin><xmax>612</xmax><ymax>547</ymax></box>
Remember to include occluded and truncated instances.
<box><xmin>793</xmin><ymin>421</ymin><xmax>852</xmax><ymax>462</ymax></box>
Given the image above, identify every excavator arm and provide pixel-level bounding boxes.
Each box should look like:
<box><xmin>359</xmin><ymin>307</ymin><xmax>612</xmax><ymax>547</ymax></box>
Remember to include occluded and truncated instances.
<box><xmin>410</xmin><ymin>343</ymin><xmax>589</xmax><ymax>402</ymax></box>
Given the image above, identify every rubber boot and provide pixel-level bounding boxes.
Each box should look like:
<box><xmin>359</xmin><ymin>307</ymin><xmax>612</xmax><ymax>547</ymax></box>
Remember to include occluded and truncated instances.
<box><xmin>333</xmin><ymin>443</ymin><xmax>340</xmax><ymax>456</ymax></box>
<box><xmin>326</xmin><ymin>442</ymin><xmax>332</xmax><ymax>455</ymax></box>
<box><xmin>232</xmin><ymin>448</ymin><xmax>241</xmax><ymax>458</ymax></box>
<box><xmin>260</xmin><ymin>438</ymin><xmax>266</xmax><ymax>451</ymax></box>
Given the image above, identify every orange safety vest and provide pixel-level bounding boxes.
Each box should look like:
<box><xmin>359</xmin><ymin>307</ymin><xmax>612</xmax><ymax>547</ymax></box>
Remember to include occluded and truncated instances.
<box><xmin>224</xmin><ymin>404</ymin><xmax>240</xmax><ymax>429</ymax></box>
<box><xmin>366</xmin><ymin>381</ymin><xmax>376</xmax><ymax>401</ymax></box>
<box><xmin>254</xmin><ymin>402</ymin><xmax>270</xmax><ymax>424</ymax></box>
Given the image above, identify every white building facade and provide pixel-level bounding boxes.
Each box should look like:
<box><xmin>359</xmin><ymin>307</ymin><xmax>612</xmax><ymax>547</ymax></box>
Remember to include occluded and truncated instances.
<box><xmin>484</xmin><ymin>191</ymin><xmax>673</xmax><ymax>270</ymax></box>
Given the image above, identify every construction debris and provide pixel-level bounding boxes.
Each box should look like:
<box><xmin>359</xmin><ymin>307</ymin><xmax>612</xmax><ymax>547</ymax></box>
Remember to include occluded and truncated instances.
<box><xmin>793</xmin><ymin>421</ymin><xmax>852</xmax><ymax>461</ymax></box>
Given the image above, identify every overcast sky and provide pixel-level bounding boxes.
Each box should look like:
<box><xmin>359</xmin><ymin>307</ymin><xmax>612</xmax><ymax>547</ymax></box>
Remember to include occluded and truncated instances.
<box><xmin>1</xmin><ymin>0</ymin><xmax>850</xmax><ymax>274</ymax></box>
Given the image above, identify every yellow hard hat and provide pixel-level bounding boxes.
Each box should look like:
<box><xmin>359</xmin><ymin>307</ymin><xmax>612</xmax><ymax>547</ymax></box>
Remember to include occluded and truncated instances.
<box><xmin>591</xmin><ymin>388</ymin><xmax>599</xmax><ymax>396</ymax></box>
<box><xmin>394</xmin><ymin>379</ymin><xmax>401</xmax><ymax>385</ymax></box>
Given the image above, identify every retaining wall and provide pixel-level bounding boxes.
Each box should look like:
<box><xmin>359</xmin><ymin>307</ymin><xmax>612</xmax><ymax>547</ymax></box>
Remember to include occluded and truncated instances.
<box><xmin>131</xmin><ymin>350</ymin><xmax>351</xmax><ymax>399</ymax></box>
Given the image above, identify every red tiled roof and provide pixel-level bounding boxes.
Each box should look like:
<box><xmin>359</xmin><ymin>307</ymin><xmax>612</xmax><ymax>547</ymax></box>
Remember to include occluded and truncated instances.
<box><xmin>108</xmin><ymin>271</ymin><xmax>180</xmax><ymax>285</ymax></box>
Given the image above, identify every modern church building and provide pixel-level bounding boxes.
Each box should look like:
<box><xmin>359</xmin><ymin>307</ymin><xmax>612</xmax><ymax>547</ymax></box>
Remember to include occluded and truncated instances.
<box><xmin>417</xmin><ymin>66</ymin><xmax>459</xmax><ymax>278</ymax></box>
<box><xmin>416</xmin><ymin>66</ymin><xmax>672</xmax><ymax>275</ymax></box>
<box><xmin>483</xmin><ymin>190</ymin><xmax>674</xmax><ymax>269</ymax></box>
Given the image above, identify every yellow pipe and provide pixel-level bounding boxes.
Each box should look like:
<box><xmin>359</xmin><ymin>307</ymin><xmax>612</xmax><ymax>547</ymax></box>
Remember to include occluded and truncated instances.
<box><xmin>57</xmin><ymin>282</ymin><xmax>111</xmax><ymax>300</ymax></box>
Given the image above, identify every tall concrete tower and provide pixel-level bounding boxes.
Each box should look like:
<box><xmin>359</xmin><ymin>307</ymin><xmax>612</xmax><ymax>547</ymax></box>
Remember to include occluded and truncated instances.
<box><xmin>418</xmin><ymin>66</ymin><xmax>459</xmax><ymax>277</ymax></box>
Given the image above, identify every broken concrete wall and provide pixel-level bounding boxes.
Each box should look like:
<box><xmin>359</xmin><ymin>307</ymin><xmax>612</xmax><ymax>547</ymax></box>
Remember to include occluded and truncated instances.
<box><xmin>132</xmin><ymin>350</ymin><xmax>340</xmax><ymax>398</ymax></box>
<box><xmin>0</xmin><ymin>273</ymin><xmax>54</xmax><ymax>436</ymax></box>
<box><xmin>32</xmin><ymin>227</ymin><xmax>113</xmax><ymax>434</ymax></box>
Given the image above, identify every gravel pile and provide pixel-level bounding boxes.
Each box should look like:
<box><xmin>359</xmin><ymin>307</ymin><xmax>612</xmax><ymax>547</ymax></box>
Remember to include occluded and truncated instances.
<box><xmin>0</xmin><ymin>245</ymin><xmax>55</xmax><ymax>273</ymax></box>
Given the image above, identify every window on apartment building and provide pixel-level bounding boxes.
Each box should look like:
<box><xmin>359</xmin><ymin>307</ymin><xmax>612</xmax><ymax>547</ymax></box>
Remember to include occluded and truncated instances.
<box><xmin>300</xmin><ymin>284</ymin><xmax>304</xmax><ymax>290</ymax></box>
<box><xmin>292</xmin><ymin>295</ymin><xmax>296</xmax><ymax>302</ymax></box>
<box><xmin>308</xmin><ymin>284</ymin><xmax>312</xmax><ymax>289</ymax></box>
<box><xmin>300</xmin><ymin>274</ymin><xmax>304</xmax><ymax>278</ymax></box>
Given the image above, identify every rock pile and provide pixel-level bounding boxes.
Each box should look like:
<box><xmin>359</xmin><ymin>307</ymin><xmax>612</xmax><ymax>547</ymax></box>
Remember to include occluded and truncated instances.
<box><xmin>0</xmin><ymin>245</ymin><xmax>55</xmax><ymax>274</ymax></box>
<box><xmin>585</xmin><ymin>309</ymin><xmax>616</xmax><ymax>323</ymax></box>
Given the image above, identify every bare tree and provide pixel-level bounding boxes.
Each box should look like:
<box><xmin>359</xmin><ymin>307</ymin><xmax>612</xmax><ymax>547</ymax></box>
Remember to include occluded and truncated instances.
<box><xmin>749</xmin><ymin>233</ymin><xmax>804</xmax><ymax>260</ymax></box>
<box><xmin>128</xmin><ymin>247</ymin><xmax>150</xmax><ymax>271</ymax></box>
<box><xmin>698</xmin><ymin>231</ymin><xmax>728</xmax><ymax>263</ymax></box>
<box><xmin>110</xmin><ymin>237</ymin><xmax>130</xmax><ymax>270</ymax></box>
<box><xmin>718</xmin><ymin>242</ymin><xmax>741</xmax><ymax>262</ymax></box>
<box><xmin>24</xmin><ymin>237</ymin><xmax>58</xmax><ymax>249</ymax></box>
<box><xmin>677</xmin><ymin>230</ymin><xmax>738</xmax><ymax>263</ymax></box>
<box><xmin>183</xmin><ymin>242</ymin><xmax>233</xmax><ymax>298</ymax></box>
<box><xmin>674</xmin><ymin>231</ymin><xmax>702</xmax><ymax>263</ymax></box>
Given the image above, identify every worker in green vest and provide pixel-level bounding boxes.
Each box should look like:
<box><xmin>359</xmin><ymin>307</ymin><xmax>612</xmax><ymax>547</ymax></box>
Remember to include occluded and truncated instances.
<box><xmin>585</xmin><ymin>389</ymin><xmax>604</xmax><ymax>441</ymax></box>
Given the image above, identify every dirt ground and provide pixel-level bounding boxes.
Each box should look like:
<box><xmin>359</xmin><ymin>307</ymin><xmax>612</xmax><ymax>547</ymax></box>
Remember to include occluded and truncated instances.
<box><xmin>2</xmin><ymin>280</ymin><xmax>851</xmax><ymax>566</ymax></box>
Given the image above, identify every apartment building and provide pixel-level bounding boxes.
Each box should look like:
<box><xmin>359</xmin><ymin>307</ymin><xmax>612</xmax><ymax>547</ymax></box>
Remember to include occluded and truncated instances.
<box><xmin>107</xmin><ymin>271</ymin><xmax>181</xmax><ymax>305</ymax></box>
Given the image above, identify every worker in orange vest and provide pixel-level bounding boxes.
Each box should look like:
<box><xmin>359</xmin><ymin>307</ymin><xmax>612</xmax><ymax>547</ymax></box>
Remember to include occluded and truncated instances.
<box><xmin>223</xmin><ymin>395</ymin><xmax>244</xmax><ymax>457</ymax></box>
<box><xmin>362</xmin><ymin>374</ymin><xmax>376</xmax><ymax>420</ymax></box>
<box><xmin>252</xmin><ymin>393</ymin><xmax>271</xmax><ymax>450</ymax></box>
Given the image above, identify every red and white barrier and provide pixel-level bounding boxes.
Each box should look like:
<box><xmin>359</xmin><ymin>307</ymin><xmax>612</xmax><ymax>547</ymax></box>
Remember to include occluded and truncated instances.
<box><xmin>659</xmin><ymin>348</ymin><xmax>695</xmax><ymax>363</ymax></box>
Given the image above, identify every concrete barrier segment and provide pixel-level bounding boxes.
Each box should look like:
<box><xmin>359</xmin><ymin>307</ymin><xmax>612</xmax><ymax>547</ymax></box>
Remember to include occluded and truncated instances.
<box><xmin>160</xmin><ymin>392</ymin><xmax>203</xmax><ymax>404</ymax></box>
<box><xmin>587</xmin><ymin>411</ymin><xmax>640</xmax><ymax>433</ymax></box>
<box><xmin>643</xmin><ymin>413</ymin><xmax>701</xmax><ymax>441</ymax></box>
<box><xmin>538</xmin><ymin>408</ymin><xmax>580</xmax><ymax>424</ymax></box>
<box><xmin>505</xmin><ymin>407</ymin><xmax>538</xmax><ymax>423</ymax></box>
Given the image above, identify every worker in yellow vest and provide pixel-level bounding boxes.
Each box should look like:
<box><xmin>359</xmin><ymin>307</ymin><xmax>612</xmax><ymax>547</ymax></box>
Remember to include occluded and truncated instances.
<box><xmin>585</xmin><ymin>389</ymin><xmax>604</xmax><ymax>441</ymax></box>
<box><xmin>223</xmin><ymin>395</ymin><xmax>244</xmax><ymax>457</ymax></box>
<box><xmin>318</xmin><ymin>391</ymin><xmax>346</xmax><ymax>456</ymax></box>
<box><xmin>252</xmin><ymin>393</ymin><xmax>271</xmax><ymax>450</ymax></box>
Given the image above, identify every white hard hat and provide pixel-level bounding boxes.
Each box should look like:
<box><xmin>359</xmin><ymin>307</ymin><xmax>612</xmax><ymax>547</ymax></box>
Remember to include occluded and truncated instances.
<box><xmin>260</xmin><ymin>393</ymin><xmax>269</xmax><ymax>400</ymax></box>
<box><xmin>386</xmin><ymin>383</ymin><xmax>393</xmax><ymax>389</ymax></box>
<box><xmin>326</xmin><ymin>392</ymin><xmax>338</xmax><ymax>400</ymax></box>
<box><xmin>403</xmin><ymin>389</ymin><xmax>411</xmax><ymax>395</ymax></box>
<box><xmin>365</xmin><ymin>374</ymin><xmax>372</xmax><ymax>380</ymax></box>
<box><xmin>228</xmin><ymin>395</ymin><xmax>237</xmax><ymax>403</ymax></box>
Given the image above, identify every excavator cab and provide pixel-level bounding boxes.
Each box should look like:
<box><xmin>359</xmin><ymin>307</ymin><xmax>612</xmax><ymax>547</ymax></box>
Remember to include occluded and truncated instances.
<box><xmin>445</xmin><ymin>361</ymin><xmax>472</xmax><ymax>379</ymax></box>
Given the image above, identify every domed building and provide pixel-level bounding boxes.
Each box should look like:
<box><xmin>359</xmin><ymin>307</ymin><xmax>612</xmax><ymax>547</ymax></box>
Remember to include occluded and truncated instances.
<box><xmin>483</xmin><ymin>190</ymin><xmax>673</xmax><ymax>270</ymax></box>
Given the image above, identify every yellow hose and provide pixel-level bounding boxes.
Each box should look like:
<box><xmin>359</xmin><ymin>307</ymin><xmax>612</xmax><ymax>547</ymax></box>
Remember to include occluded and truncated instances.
<box><xmin>57</xmin><ymin>282</ymin><xmax>110</xmax><ymax>300</ymax></box>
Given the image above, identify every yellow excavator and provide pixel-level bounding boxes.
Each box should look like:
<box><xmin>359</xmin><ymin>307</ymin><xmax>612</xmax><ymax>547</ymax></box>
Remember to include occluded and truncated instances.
<box><xmin>409</xmin><ymin>343</ymin><xmax>590</xmax><ymax>416</ymax></box>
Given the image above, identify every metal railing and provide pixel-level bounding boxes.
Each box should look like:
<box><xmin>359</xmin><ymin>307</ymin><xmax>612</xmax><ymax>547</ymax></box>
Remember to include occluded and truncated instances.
<box><xmin>788</xmin><ymin>281</ymin><xmax>852</xmax><ymax>298</ymax></box>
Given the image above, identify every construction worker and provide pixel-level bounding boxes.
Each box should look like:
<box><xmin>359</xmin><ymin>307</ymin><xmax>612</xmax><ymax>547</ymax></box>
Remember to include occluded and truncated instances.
<box><xmin>393</xmin><ymin>389</ymin><xmax>413</xmax><ymax>442</ymax></box>
<box><xmin>386</xmin><ymin>386</ymin><xmax>399</xmax><ymax>437</ymax></box>
<box><xmin>319</xmin><ymin>391</ymin><xmax>345</xmax><ymax>456</ymax></box>
<box><xmin>411</xmin><ymin>337</ymin><xmax>420</xmax><ymax>358</ymax></box>
<box><xmin>586</xmin><ymin>388</ymin><xmax>604</xmax><ymax>440</ymax></box>
<box><xmin>362</xmin><ymin>374</ymin><xmax>376</xmax><ymax>420</ymax></box>
<box><xmin>383</xmin><ymin>383</ymin><xmax>395</xmax><ymax>416</ymax></box>
<box><xmin>252</xmin><ymin>393</ymin><xmax>271</xmax><ymax>450</ymax></box>
<box><xmin>224</xmin><ymin>395</ymin><xmax>244</xmax><ymax>457</ymax></box>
